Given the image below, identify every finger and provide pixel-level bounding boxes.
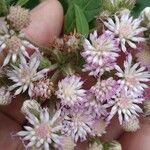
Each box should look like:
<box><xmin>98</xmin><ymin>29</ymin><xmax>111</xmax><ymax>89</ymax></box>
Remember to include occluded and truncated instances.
<box><xmin>119</xmin><ymin>118</ymin><xmax>150</xmax><ymax>150</ymax></box>
<box><xmin>0</xmin><ymin>0</ymin><xmax>63</xmax><ymax>124</ymax></box>
<box><xmin>0</xmin><ymin>112</ymin><xmax>23</xmax><ymax>150</ymax></box>
<box><xmin>0</xmin><ymin>96</ymin><xmax>25</xmax><ymax>124</ymax></box>
<box><xmin>23</xmin><ymin>0</ymin><xmax>64</xmax><ymax>47</ymax></box>
<box><xmin>100</xmin><ymin>116</ymin><xmax>123</xmax><ymax>142</ymax></box>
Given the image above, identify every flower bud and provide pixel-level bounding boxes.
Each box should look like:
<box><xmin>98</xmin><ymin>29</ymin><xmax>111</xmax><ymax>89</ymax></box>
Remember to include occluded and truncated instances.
<box><xmin>143</xmin><ymin>100</ymin><xmax>150</xmax><ymax>116</ymax></box>
<box><xmin>108</xmin><ymin>140</ymin><xmax>122</xmax><ymax>150</ymax></box>
<box><xmin>7</xmin><ymin>6</ymin><xmax>30</xmax><ymax>31</ymax></box>
<box><xmin>122</xmin><ymin>117</ymin><xmax>140</xmax><ymax>132</ymax></box>
<box><xmin>21</xmin><ymin>99</ymin><xmax>41</xmax><ymax>115</ymax></box>
<box><xmin>88</xmin><ymin>142</ymin><xmax>103</xmax><ymax>150</ymax></box>
<box><xmin>0</xmin><ymin>87</ymin><xmax>12</xmax><ymax>105</ymax></box>
<box><xmin>140</xmin><ymin>7</ymin><xmax>150</xmax><ymax>28</ymax></box>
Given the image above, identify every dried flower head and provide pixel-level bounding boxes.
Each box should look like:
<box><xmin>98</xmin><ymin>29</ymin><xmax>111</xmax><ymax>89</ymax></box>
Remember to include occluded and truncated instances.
<box><xmin>81</xmin><ymin>30</ymin><xmax>120</xmax><ymax>76</ymax></box>
<box><xmin>88</xmin><ymin>142</ymin><xmax>103</xmax><ymax>150</ymax></box>
<box><xmin>107</xmin><ymin>89</ymin><xmax>143</xmax><ymax>124</ymax></box>
<box><xmin>64</xmin><ymin>32</ymin><xmax>81</xmax><ymax>52</ymax></box>
<box><xmin>21</xmin><ymin>99</ymin><xmax>41</xmax><ymax>115</ymax></box>
<box><xmin>32</xmin><ymin>79</ymin><xmax>54</xmax><ymax>100</ymax></box>
<box><xmin>56</xmin><ymin>75</ymin><xmax>86</xmax><ymax>106</ymax></box>
<box><xmin>17</xmin><ymin>108</ymin><xmax>62</xmax><ymax>150</ymax></box>
<box><xmin>62</xmin><ymin>106</ymin><xmax>93</xmax><ymax>142</ymax></box>
<box><xmin>7</xmin><ymin>54</ymin><xmax>49</xmax><ymax>97</ymax></box>
<box><xmin>104</xmin><ymin>12</ymin><xmax>146</xmax><ymax>52</ymax></box>
<box><xmin>115</xmin><ymin>54</ymin><xmax>150</xmax><ymax>94</ymax></box>
<box><xmin>122</xmin><ymin>117</ymin><xmax>140</xmax><ymax>132</ymax></box>
<box><xmin>7</xmin><ymin>6</ymin><xmax>30</xmax><ymax>31</ymax></box>
<box><xmin>0</xmin><ymin>87</ymin><xmax>12</xmax><ymax>105</ymax></box>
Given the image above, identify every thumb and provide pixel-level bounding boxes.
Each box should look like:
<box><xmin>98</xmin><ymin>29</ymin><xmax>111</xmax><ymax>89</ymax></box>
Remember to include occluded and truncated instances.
<box><xmin>23</xmin><ymin>0</ymin><xmax>64</xmax><ymax>47</ymax></box>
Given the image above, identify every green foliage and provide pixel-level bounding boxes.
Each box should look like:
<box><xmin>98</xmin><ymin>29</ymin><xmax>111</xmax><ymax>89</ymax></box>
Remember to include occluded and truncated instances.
<box><xmin>74</xmin><ymin>4</ymin><xmax>89</xmax><ymax>35</ymax></box>
<box><xmin>133</xmin><ymin>0</ymin><xmax>150</xmax><ymax>17</ymax></box>
<box><xmin>0</xmin><ymin>0</ymin><xmax>8</xmax><ymax>16</ymax></box>
<box><xmin>17</xmin><ymin>0</ymin><xmax>30</xmax><ymax>6</ymax></box>
<box><xmin>64</xmin><ymin>0</ymin><xmax>101</xmax><ymax>34</ymax></box>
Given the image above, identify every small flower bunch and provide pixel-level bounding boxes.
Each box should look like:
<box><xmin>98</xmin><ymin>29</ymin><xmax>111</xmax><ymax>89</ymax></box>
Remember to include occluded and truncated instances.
<box><xmin>0</xmin><ymin>1</ymin><xmax>150</xmax><ymax>150</ymax></box>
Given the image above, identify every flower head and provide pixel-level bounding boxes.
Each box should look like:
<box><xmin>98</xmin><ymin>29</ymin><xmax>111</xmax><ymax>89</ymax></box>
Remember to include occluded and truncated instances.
<box><xmin>90</xmin><ymin>77</ymin><xmax>120</xmax><ymax>102</ymax></box>
<box><xmin>84</xmin><ymin>92</ymin><xmax>108</xmax><ymax>119</ymax></box>
<box><xmin>136</xmin><ymin>48</ymin><xmax>150</xmax><ymax>71</ymax></box>
<box><xmin>0</xmin><ymin>31</ymin><xmax>39</xmax><ymax>66</ymax></box>
<box><xmin>17</xmin><ymin>108</ymin><xmax>62</xmax><ymax>150</ymax></box>
<box><xmin>56</xmin><ymin>136</ymin><xmax>76</xmax><ymax>150</ymax></box>
<box><xmin>21</xmin><ymin>99</ymin><xmax>41</xmax><ymax>115</ymax></box>
<box><xmin>56</xmin><ymin>75</ymin><xmax>86</xmax><ymax>106</ymax></box>
<box><xmin>91</xmin><ymin>119</ymin><xmax>108</xmax><ymax>137</ymax></box>
<box><xmin>122</xmin><ymin>117</ymin><xmax>140</xmax><ymax>132</ymax></box>
<box><xmin>107</xmin><ymin>89</ymin><xmax>143</xmax><ymax>124</ymax></box>
<box><xmin>32</xmin><ymin>79</ymin><xmax>54</xmax><ymax>100</ymax></box>
<box><xmin>115</xmin><ymin>54</ymin><xmax>150</xmax><ymax>94</ymax></box>
<box><xmin>88</xmin><ymin>142</ymin><xmax>103</xmax><ymax>150</ymax></box>
<box><xmin>81</xmin><ymin>30</ymin><xmax>120</xmax><ymax>76</ymax></box>
<box><xmin>0</xmin><ymin>86</ymin><xmax>12</xmax><ymax>105</ymax></box>
<box><xmin>104</xmin><ymin>12</ymin><xmax>146</xmax><ymax>52</ymax></box>
<box><xmin>62</xmin><ymin>105</ymin><xmax>93</xmax><ymax>142</ymax></box>
<box><xmin>7</xmin><ymin>6</ymin><xmax>30</xmax><ymax>31</ymax></box>
<box><xmin>7</xmin><ymin>54</ymin><xmax>49</xmax><ymax>97</ymax></box>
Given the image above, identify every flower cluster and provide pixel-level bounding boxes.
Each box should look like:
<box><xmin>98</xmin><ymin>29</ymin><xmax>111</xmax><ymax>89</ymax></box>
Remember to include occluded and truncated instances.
<box><xmin>0</xmin><ymin>3</ymin><xmax>149</xmax><ymax>150</ymax></box>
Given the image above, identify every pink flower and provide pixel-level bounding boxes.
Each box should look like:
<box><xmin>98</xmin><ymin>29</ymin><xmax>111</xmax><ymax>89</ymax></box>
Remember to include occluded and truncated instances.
<box><xmin>81</xmin><ymin>30</ymin><xmax>120</xmax><ymax>76</ymax></box>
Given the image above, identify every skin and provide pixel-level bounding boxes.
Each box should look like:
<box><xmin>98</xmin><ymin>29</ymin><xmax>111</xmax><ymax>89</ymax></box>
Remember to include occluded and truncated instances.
<box><xmin>0</xmin><ymin>0</ymin><xmax>149</xmax><ymax>149</ymax></box>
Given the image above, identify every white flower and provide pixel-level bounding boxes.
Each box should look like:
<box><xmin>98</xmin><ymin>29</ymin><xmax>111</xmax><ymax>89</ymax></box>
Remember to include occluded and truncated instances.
<box><xmin>56</xmin><ymin>75</ymin><xmax>86</xmax><ymax>106</ymax></box>
<box><xmin>17</xmin><ymin>108</ymin><xmax>62</xmax><ymax>150</ymax></box>
<box><xmin>0</xmin><ymin>86</ymin><xmax>12</xmax><ymax>105</ymax></box>
<box><xmin>104</xmin><ymin>12</ymin><xmax>146</xmax><ymax>52</ymax></box>
<box><xmin>7</xmin><ymin>54</ymin><xmax>49</xmax><ymax>97</ymax></box>
<box><xmin>107</xmin><ymin>89</ymin><xmax>143</xmax><ymax>124</ymax></box>
<box><xmin>115</xmin><ymin>54</ymin><xmax>150</xmax><ymax>94</ymax></box>
<box><xmin>0</xmin><ymin>29</ymin><xmax>39</xmax><ymax>66</ymax></box>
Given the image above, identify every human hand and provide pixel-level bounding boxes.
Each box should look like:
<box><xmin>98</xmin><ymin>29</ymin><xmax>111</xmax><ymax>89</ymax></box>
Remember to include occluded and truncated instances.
<box><xmin>0</xmin><ymin>1</ymin><xmax>149</xmax><ymax>150</ymax></box>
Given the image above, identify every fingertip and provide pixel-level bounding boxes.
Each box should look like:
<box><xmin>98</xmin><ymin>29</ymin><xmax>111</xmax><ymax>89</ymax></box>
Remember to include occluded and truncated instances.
<box><xmin>23</xmin><ymin>0</ymin><xmax>64</xmax><ymax>47</ymax></box>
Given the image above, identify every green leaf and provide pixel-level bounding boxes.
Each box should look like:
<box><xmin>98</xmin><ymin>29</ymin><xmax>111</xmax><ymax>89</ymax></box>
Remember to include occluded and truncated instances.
<box><xmin>17</xmin><ymin>0</ymin><xmax>30</xmax><ymax>6</ymax></box>
<box><xmin>64</xmin><ymin>4</ymin><xmax>75</xmax><ymax>33</ymax></box>
<box><xmin>0</xmin><ymin>0</ymin><xmax>8</xmax><ymax>16</ymax></box>
<box><xmin>74</xmin><ymin>4</ymin><xmax>89</xmax><ymax>35</ymax></box>
<box><xmin>72</xmin><ymin>0</ymin><xmax>101</xmax><ymax>22</ymax></box>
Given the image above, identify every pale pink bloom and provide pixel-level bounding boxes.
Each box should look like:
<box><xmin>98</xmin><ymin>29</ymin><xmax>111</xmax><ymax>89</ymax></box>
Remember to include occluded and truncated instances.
<box><xmin>115</xmin><ymin>54</ymin><xmax>150</xmax><ymax>94</ymax></box>
<box><xmin>56</xmin><ymin>75</ymin><xmax>86</xmax><ymax>106</ymax></box>
<box><xmin>17</xmin><ymin>108</ymin><xmax>62</xmax><ymax>150</ymax></box>
<box><xmin>7</xmin><ymin>54</ymin><xmax>49</xmax><ymax>97</ymax></box>
<box><xmin>62</xmin><ymin>105</ymin><xmax>93</xmax><ymax>142</ymax></box>
<box><xmin>107</xmin><ymin>89</ymin><xmax>143</xmax><ymax>124</ymax></box>
<box><xmin>0</xmin><ymin>31</ymin><xmax>38</xmax><ymax>66</ymax></box>
<box><xmin>104</xmin><ymin>12</ymin><xmax>146</xmax><ymax>52</ymax></box>
<box><xmin>81</xmin><ymin>30</ymin><xmax>120</xmax><ymax>76</ymax></box>
<box><xmin>90</xmin><ymin>77</ymin><xmax>120</xmax><ymax>102</ymax></box>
